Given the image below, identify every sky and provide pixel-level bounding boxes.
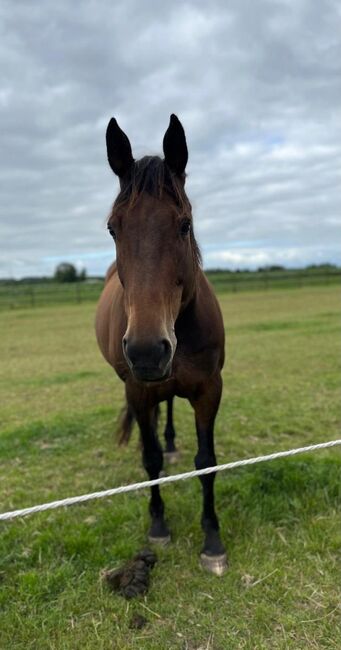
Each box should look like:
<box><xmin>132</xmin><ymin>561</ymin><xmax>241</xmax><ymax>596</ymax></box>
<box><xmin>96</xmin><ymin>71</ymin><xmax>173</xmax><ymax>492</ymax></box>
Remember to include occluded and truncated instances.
<box><xmin>1</xmin><ymin>0</ymin><xmax>340</xmax><ymax>278</ymax></box>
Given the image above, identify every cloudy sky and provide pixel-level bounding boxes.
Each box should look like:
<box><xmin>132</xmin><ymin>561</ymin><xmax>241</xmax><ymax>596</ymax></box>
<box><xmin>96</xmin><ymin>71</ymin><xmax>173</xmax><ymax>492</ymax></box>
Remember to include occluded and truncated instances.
<box><xmin>1</xmin><ymin>0</ymin><xmax>340</xmax><ymax>277</ymax></box>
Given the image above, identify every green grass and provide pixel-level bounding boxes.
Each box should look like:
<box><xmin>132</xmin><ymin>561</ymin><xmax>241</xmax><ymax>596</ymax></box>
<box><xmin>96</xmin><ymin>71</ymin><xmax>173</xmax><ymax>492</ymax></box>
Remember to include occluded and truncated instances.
<box><xmin>0</xmin><ymin>286</ymin><xmax>340</xmax><ymax>649</ymax></box>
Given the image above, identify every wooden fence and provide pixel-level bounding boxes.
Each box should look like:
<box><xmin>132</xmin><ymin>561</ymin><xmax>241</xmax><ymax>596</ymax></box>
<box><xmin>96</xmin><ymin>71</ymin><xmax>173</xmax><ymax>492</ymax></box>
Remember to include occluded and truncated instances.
<box><xmin>0</xmin><ymin>271</ymin><xmax>340</xmax><ymax>310</ymax></box>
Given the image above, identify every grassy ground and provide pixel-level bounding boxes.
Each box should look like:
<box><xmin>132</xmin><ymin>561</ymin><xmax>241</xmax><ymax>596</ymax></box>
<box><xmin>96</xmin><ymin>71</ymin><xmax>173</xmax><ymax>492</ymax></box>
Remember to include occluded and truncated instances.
<box><xmin>0</xmin><ymin>285</ymin><xmax>340</xmax><ymax>649</ymax></box>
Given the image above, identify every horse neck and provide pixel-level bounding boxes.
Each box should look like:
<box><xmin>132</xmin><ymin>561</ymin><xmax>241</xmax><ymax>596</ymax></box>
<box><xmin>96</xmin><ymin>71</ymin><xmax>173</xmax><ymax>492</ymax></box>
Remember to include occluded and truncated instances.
<box><xmin>179</xmin><ymin>257</ymin><xmax>201</xmax><ymax>312</ymax></box>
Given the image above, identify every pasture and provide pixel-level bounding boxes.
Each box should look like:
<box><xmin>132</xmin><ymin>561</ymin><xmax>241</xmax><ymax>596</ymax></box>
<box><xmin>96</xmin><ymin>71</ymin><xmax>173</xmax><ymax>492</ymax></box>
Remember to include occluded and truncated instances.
<box><xmin>0</xmin><ymin>285</ymin><xmax>340</xmax><ymax>649</ymax></box>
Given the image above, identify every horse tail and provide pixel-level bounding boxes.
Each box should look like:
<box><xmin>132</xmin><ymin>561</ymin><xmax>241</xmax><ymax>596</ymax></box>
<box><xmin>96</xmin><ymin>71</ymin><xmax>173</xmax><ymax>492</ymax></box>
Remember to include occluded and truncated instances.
<box><xmin>116</xmin><ymin>402</ymin><xmax>135</xmax><ymax>446</ymax></box>
<box><xmin>115</xmin><ymin>401</ymin><xmax>161</xmax><ymax>446</ymax></box>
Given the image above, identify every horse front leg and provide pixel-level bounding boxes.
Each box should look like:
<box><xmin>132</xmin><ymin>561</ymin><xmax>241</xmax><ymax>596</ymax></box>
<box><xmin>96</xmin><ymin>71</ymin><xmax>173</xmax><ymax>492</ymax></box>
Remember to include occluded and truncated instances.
<box><xmin>128</xmin><ymin>390</ymin><xmax>170</xmax><ymax>545</ymax></box>
<box><xmin>191</xmin><ymin>372</ymin><xmax>227</xmax><ymax>575</ymax></box>
<box><xmin>163</xmin><ymin>396</ymin><xmax>179</xmax><ymax>464</ymax></box>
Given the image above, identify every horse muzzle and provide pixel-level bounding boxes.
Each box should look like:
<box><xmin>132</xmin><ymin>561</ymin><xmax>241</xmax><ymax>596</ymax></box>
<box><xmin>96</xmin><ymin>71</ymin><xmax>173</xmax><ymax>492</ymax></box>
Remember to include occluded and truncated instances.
<box><xmin>122</xmin><ymin>337</ymin><xmax>173</xmax><ymax>383</ymax></box>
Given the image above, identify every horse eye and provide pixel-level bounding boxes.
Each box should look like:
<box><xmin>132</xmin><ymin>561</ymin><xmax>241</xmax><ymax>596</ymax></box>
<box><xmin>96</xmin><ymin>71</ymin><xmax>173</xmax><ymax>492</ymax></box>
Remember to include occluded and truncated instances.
<box><xmin>107</xmin><ymin>225</ymin><xmax>116</xmax><ymax>241</ymax></box>
<box><xmin>180</xmin><ymin>219</ymin><xmax>191</xmax><ymax>236</ymax></box>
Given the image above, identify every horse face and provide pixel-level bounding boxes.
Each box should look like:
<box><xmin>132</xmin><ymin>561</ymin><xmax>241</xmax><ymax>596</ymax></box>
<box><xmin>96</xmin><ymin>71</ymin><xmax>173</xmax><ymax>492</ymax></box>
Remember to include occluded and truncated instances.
<box><xmin>110</xmin><ymin>192</ymin><xmax>196</xmax><ymax>382</ymax></box>
<box><xmin>106</xmin><ymin>115</ymin><xmax>197</xmax><ymax>383</ymax></box>
<box><xmin>106</xmin><ymin>115</ymin><xmax>197</xmax><ymax>382</ymax></box>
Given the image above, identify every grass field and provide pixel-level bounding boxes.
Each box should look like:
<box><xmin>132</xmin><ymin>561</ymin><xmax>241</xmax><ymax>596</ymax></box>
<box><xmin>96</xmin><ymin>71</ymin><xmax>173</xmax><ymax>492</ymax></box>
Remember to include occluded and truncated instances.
<box><xmin>0</xmin><ymin>285</ymin><xmax>340</xmax><ymax>649</ymax></box>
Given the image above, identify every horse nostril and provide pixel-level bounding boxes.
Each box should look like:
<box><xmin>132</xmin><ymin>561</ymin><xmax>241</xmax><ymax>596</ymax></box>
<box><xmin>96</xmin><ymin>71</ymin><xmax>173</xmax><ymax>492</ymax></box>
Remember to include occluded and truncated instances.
<box><xmin>122</xmin><ymin>337</ymin><xmax>128</xmax><ymax>355</ymax></box>
<box><xmin>123</xmin><ymin>338</ymin><xmax>137</xmax><ymax>366</ymax></box>
<box><xmin>161</xmin><ymin>339</ymin><xmax>171</xmax><ymax>359</ymax></box>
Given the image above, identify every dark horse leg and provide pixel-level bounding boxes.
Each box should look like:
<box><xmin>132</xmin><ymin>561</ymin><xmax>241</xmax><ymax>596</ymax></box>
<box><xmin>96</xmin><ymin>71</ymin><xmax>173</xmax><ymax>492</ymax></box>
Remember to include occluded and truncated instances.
<box><xmin>191</xmin><ymin>373</ymin><xmax>227</xmax><ymax>575</ymax></box>
<box><xmin>163</xmin><ymin>396</ymin><xmax>179</xmax><ymax>464</ymax></box>
<box><xmin>127</xmin><ymin>389</ymin><xmax>170</xmax><ymax>544</ymax></box>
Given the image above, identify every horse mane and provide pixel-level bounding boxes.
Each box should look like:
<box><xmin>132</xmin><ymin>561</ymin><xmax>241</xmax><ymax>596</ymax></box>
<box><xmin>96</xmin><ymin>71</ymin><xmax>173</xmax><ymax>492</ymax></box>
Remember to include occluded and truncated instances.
<box><xmin>111</xmin><ymin>156</ymin><xmax>202</xmax><ymax>268</ymax></box>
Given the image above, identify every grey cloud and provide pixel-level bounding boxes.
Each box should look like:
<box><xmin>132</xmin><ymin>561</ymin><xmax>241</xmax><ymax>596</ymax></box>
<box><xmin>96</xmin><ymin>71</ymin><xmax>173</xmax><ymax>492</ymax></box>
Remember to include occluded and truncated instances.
<box><xmin>0</xmin><ymin>0</ymin><xmax>340</xmax><ymax>276</ymax></box>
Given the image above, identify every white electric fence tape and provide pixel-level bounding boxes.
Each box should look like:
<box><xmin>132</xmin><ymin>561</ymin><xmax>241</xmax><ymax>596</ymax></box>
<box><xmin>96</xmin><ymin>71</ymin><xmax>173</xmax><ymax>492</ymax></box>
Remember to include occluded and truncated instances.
<box><xmin>0</xmin><ymin>438</ymin><xmax>340</xmax><ymax>522</ymax></box>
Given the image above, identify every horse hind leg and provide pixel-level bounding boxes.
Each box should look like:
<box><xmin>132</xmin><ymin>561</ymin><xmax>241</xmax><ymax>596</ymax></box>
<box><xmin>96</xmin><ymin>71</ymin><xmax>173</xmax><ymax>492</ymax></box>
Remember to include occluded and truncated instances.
<box><xmin>163</xmin><ymin>396</ymin><xmax>180</xmax><ymax>464</ymax></box>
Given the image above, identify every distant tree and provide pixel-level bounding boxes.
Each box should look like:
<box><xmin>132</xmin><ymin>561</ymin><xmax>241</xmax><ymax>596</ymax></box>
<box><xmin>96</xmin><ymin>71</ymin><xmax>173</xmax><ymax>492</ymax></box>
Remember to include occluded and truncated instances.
<box><xmin>305</xmin><ymin>263</ymin><xmax>337</xmax><ymax>271</ymax></box>
<box><xmin>54</xmin><ymin>263</ymin><xmax>78</xmax><ymax>283</ymax></box>
<box><xmin>78</xmin><ymin>268</ymin><xmax>87</xmax><ymax>282</ymax></box>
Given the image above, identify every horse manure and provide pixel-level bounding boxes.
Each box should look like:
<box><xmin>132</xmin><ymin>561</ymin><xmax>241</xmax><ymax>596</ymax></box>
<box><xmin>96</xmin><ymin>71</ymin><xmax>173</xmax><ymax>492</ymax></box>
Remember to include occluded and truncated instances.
<box><xmin>129</xmin><ymin>613</ymin><xmax>148</xmax><ymax>630</ymax></box>
<box><xmin>103</xmin><ymin>548</ymin><xmax>157</xmax><ymax>599</ymax></box>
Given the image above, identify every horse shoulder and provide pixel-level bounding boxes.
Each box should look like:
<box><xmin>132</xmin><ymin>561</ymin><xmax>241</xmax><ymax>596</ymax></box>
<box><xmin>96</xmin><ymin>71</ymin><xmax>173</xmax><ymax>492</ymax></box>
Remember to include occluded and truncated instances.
<box><xmin>95</xmin><ymin>265</ymin><xmax>128</xmax><ymax>377</ymax></box>
<box><xmin>174</xmin><ymin>270</ymin><xmax>225</xmax><ymax>380</ymax></box>
<box><xmin>104</xmin><ymin>261</ymin><xmax>117</xmax><ymax>285</ymax></box>
<box><xmin>197</xmin><ymin>271</ymin><xmax>225</xmax><ymax>342</ymax></box>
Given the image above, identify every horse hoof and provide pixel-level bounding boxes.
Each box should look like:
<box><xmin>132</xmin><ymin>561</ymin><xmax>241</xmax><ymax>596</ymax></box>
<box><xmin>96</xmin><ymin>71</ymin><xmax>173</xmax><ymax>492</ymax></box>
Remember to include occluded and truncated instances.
<box><xmin>164</xmin><ymin>451</ymin><xmax>180</xmax><ymax>465</ymax></box>
<box><xmin>148</xmin><ymin>534</ymin><xmax>171</xmax><ymax>546</ymax></box>
<box><xmin>200</xmin><ymin>552</ymin><xmax>228</xmax><ymax>576</ymax></box>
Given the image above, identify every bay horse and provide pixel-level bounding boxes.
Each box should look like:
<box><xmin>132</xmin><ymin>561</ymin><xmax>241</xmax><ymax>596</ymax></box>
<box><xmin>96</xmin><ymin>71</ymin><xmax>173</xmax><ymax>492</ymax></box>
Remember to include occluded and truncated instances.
<box><xmin>95</xmin><ymin>115</ymin><xmax>227</xmax><ymax>575</ymax></box>
<box><xmin>116</xmin><ymin>395</ymin><xmax>178</xmax><ymax>463</ymax></box>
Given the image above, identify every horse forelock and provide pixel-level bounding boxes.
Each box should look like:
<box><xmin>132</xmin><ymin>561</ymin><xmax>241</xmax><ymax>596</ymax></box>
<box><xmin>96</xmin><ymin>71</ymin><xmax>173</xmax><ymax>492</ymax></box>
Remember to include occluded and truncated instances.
<box><xmin>110</xmin><ymin>156</ymin><xmax>202</xmax><ymax>268</ymax></box>
<box><xmin>113</xmin><ymin>156</ymin><xmax>188</xmax><ymax>209</ymax></box>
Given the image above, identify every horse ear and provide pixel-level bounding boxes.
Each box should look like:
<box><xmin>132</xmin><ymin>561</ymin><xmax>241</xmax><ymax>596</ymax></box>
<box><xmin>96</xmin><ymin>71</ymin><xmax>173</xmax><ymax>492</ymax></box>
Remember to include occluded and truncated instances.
<box><xmin>163</xmin><ymin>114</ymin><xmax>188</xmax><ymax>176</ymax></box>
<box><xmin>106</xmin><ymin>118</ymin><xmax>134</xmax><ymax>177</ymax></box>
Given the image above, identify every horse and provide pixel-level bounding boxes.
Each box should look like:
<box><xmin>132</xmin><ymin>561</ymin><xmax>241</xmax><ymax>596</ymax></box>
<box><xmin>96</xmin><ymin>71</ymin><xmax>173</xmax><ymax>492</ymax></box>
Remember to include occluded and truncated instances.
<box><xmin>95</xmin><ymin>114</ymin><xmax>227</xmax><ymax>575</ymax></box>
<box><xmin>116</xmin><ymin>396</ymin><xmax>178</xmax><ymax>465</ymax></box>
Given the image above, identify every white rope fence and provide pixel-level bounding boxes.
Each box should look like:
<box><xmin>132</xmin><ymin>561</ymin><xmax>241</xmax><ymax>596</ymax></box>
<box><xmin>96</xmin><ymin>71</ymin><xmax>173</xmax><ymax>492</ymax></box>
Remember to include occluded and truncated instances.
<box><xmin>1</xmin><ymin>438</ymin><xmax>340</xmax><ymax>522</ymax></box>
